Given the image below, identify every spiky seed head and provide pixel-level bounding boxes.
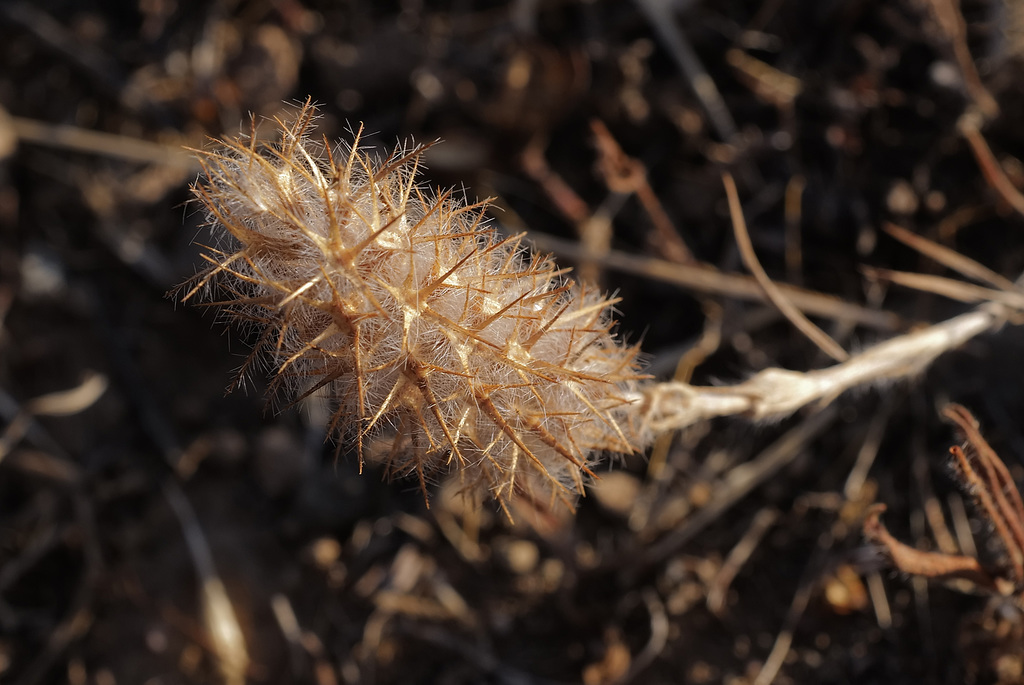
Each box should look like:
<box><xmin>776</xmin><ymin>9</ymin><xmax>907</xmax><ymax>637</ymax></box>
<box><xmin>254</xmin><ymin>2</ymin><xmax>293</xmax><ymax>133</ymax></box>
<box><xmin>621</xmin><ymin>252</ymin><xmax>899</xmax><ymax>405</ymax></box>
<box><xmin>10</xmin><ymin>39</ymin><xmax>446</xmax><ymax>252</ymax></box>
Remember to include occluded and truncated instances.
<box><xmin>182</xmin><ymin>101</ymin><xmax>649</xmax><ymax>514</ymax></box>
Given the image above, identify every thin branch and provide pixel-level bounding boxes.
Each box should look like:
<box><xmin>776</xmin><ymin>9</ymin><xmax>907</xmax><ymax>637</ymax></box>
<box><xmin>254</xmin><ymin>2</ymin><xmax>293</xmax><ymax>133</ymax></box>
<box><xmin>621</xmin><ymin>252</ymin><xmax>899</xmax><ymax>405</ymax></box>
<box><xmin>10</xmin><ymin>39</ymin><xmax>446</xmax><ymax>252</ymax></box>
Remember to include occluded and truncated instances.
<box><xmin>724</xmin><ymin>172</ymin><xmax>848</xmax><ymax>362</ymax></box>
<box><xmin>959</xmin><ymin>113</ymin><xmax>1024</xmax><ymax>218</ymax></box>
<box><xmin>925</xmin><ymin>0</ymin><xmax>999</xmax><ymax>118</ymax></box>
<box><xmin>526</xmin><ymin>230</ymin><xmax>902</xmax><ymax>331</ymax></box>
<box><xmin>10</xmin><ymin>115</ymin><xmax>196</xmax><ymax>168</ymax></box>
<box><xmin>590</xmin><ymin>119</ymin><xmax>695</xmax><ymax>264</ymax></box>
<box><xmin>634</xmin><ymin>0</ymin><xmax>738</xmax><ymax>142</ymax></box>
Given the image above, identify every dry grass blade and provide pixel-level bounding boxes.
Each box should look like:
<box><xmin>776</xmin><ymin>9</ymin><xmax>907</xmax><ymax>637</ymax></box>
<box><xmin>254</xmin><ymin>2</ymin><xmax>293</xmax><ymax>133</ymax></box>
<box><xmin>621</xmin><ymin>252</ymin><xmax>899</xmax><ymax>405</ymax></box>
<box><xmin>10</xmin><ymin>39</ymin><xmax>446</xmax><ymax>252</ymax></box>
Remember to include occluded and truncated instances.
<box><xmin>707</xmin><ymin>507</ymin><xmax>779</xmax><ymax>615</ymax></box>
<box><xmin>959</xmin><ymin>112</ymin><xmax>1024</xmax><ymax>218</ymax></box>
<box><xmin>527</xmin><ymin>230</ymin><xmax>902</xmax><ymax>330</ymax></box>
<box><xmin>725</xmin><ymin>48</ymin><xmax>803</xmax><ymax>109</ymax></box>
<box><xmin>784</xmin><ymin>175</ymin><xmax>806</xmax><ymax>283</ymax></box>
<box><xmin>925</xmin><ymin>0</ymin><xmax>999</xmax><ymax>118</ymax></box>
<box><xmin>882</xmin><ymin>222</ymin><xmax>1020</xmax><ymax>292</ymax></box>
<box><xmin>24</xmin><ymin>371</ymin><xmax>108</xmax><ymax>417</ymax></box>
<box><xmin>723</xmin><ymin>172</ymin><xmax>849</xmax><ymax>362</ymax></box>
<box><xmin>0</xmin><ymin>372</ymin><xmax>108</xmax><ymax>462</ymax></box>
<box><xmin>753</xmin><ymin>544</ymin><xmax>826</xmax><ymax>685</ymax></box>
<box><xmin>607</xmin><ymin>590</ymin><xmax>669</xmax><ymax>685</ymax></box>
<box><xmin>163</xmin><ymin>481</ymin><xmax>250</xmax><ymax>685</ymax></box>
<box><xmin>864</xmin><ymin>266</ymin><xmax>1024</xmax><ymax>309</ymax></box>
<box><xmin>0</xmin><ymin>388</ymin><xmax>101</xmax><ymax>685</ymax></box>
<box><xmin>630</xmin><ymin>405</ymin><xmax>838</xmax><ymax>574</ymax></box>
<box><xmin>10</xmin><ymin>115</ymin><xmax>196</xmax><ymax>168</ymax></box>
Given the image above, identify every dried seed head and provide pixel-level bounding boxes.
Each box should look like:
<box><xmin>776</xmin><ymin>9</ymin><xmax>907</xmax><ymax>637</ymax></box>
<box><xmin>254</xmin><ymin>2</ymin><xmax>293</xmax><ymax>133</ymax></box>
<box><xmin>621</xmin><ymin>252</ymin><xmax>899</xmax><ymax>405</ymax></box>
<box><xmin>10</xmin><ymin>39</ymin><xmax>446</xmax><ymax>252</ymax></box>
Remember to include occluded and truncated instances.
<box><xmin>182</xmin><ymin>102</ymin><xmax>648</xmax><ymax>513</ymax></box>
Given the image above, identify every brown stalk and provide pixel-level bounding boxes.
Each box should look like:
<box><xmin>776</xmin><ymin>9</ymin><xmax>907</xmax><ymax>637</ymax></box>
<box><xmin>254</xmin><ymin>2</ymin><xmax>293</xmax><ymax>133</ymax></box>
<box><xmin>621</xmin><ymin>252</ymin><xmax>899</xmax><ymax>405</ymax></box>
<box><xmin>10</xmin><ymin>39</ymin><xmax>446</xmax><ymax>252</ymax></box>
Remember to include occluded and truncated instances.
<box><xmin>590</xmin><ymin>119</ymin><xmax>695</xmax><ymax>264</ymax></box>
<box><xmin>959</xmin><ymin>113</ymin><xmax>1024</xmax><ymax>219</ymax></box>
<box><xmin>863</xmin><ymin>504</ymin><xmax>996</xmax><ymax>590</ymax></box>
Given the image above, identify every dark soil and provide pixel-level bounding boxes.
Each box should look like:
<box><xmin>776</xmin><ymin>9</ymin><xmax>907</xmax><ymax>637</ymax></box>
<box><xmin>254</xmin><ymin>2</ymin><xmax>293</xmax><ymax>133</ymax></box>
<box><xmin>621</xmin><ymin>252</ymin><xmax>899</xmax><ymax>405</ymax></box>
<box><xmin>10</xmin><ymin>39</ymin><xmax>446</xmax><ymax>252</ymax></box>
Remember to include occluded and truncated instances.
<box><xmin>3</xmin><ymin>1</ymin><xmax>1024</xmax><ymax>684</ymax></box>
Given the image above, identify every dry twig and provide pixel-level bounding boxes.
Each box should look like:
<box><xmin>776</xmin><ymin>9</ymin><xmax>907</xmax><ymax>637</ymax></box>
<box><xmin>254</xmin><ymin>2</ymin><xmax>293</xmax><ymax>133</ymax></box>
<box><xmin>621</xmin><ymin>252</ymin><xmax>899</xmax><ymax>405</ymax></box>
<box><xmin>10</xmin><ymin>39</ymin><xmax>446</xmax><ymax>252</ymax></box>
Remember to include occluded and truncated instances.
<box><xmin>959</xmin><ymin>113</ymin><xmax>1024</xmax><ymax>218</ymax></box>
<box><xmin>10</xmin><ymin>115</ymin><xmax>195</xmax><ymax>168</ymax></box>
<box><xmin>925</xmin><ymin>0</ymin><xmax>999</xmax><ymax>118</ymax></box>
<box><xmin>754</xmin><ymin>535</ymin><xmax>833</xmax><ymax>685</ymax></box>
<box><xmin>163</xmin><ymin>482</ymin><xmax>251</xmax><ymax>685</ymax></box>
<box><xmin>706</xmin><ymin>506</ymin><xmax>779</xmax><ymax>615</ymax></box>
<box><xmin>526</xmin><ymin>231</ymin><xmax>902</xmax><ymax>331</ymax></box>
<box><xmin>723</xmin><ymin>172</ymin><xmax>849</xmax><ymax>362</ymax></box>
<box><xmin>590</xmin><ymin>119</ymin><xmax>695</xmax><ymax>264</ymax></box>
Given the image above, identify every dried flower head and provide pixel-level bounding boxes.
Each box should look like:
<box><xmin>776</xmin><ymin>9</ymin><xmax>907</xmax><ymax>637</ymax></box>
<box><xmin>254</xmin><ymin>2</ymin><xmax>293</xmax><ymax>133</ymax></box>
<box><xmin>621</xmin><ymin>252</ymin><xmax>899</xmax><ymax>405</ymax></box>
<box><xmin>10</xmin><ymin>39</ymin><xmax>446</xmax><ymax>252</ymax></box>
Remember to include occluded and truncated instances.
<box><xmin>181</xmin><ymin>102</ymin><xmax>648</xmax><ymax>513</ymax></box>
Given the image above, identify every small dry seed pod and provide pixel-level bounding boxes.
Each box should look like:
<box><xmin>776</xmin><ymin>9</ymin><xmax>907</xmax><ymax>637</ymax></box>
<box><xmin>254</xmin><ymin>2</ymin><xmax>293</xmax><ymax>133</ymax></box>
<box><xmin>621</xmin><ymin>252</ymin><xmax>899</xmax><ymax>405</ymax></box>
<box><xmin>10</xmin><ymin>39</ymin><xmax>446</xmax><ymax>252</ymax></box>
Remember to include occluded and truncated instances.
<box><xmin>181</xmin><ymin>101</ymin><xmax>649</xmax><ymax>515</ymax></box>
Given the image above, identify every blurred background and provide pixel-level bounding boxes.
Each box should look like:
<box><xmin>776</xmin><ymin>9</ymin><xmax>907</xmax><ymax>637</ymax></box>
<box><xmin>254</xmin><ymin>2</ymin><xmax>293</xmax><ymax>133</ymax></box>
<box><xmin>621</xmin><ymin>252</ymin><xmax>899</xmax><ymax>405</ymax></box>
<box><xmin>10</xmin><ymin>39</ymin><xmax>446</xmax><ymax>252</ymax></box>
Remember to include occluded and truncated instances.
<box><xmin>3</xmin><ymin>0</ymin><xmax>1024</xmax><ymax>683</ymax></box>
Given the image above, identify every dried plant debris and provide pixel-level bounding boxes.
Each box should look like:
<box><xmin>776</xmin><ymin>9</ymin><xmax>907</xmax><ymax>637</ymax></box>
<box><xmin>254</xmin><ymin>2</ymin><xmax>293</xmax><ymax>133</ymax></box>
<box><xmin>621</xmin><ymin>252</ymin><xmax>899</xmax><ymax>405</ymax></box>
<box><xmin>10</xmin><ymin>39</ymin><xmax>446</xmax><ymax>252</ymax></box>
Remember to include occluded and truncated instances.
<box><xmin>864</xmin><ymin>403</ymin><xmax>1024</xmax><ymax>601</ymax></box>
<box><xmin>865</xmin><ymin>404</ymin><xmax>1024</xmax><ymax>681</ymax></box>
<box><xmin>181</xmin><ymin>101</ymin><xmax>648</xmax><ymax>515</ymax></box>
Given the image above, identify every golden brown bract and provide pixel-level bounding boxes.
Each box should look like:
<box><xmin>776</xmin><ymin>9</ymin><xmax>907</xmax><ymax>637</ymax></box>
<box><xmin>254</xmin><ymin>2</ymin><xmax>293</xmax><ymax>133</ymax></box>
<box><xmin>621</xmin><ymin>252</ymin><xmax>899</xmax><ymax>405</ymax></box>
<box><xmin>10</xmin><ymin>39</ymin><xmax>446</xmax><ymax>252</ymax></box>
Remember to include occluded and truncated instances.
<box><xmin>181</xmin><ymin>102</ymin><xmax>647</xmax><ymax>516</ymax></box>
